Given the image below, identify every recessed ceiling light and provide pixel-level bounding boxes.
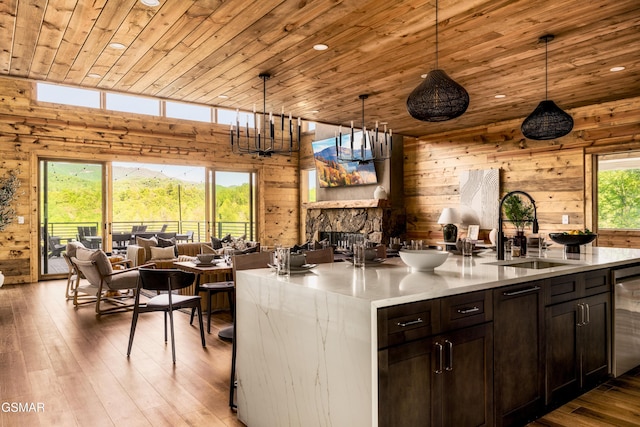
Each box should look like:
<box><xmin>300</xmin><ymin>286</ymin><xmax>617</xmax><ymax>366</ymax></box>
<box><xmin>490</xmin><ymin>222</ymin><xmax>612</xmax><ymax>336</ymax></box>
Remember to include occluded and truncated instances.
<box><xmin>218</xmin><ymin>95</ymin><xmax>229</xmax><ymax>99</ymax></box>
<box><xmin>313</xmin><ymin>44</ymin><xmax>328</xmax><ymax>51</ymax></box>
<box><xmin>109</xmin><ymin>42</ymin><xmax>126</xmax><ymax>49</ymax></box>
<box><xmin>420</xmin><ymin>73</ymin><xmax>428</xmax><ymax>79</ymax></box>
<box><xmin>310</xmin><ymin>110</ymin><xmax>319</xmax><ymax>114</ymax></box>
<box><xmin>494</xmin><ymin>94</ymin><xmax>506</xmax><ymax>99</ymax></box>
<box><xmin>87</xmin><ymin>73</ymin><xmax>101</xmax><ymax>78</ymax></box>
<box><xmin>141</xmin><ymin>0</ymin><xmax>160</xmax><ymax>6</ymax></box>
<box><xmin>610</xmin><ymin>66</ymin><xmax>625</xmax><ymax>72</ymax></box>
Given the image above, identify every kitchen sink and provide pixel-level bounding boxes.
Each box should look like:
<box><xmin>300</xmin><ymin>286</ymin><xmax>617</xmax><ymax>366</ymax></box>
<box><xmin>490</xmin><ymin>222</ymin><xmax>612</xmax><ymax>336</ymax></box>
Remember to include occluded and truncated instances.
<box><xmin>485</xmin><ymin>259</ymin><xmax>580</xmax><ymax>269</ymax></box>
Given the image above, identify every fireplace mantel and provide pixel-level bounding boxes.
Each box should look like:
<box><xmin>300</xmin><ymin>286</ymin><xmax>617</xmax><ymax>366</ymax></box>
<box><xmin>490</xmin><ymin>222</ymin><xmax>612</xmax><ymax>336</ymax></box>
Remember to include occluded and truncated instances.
<box><xmin>303</xmin><ymin>199</ymin><xmax>390</xmax><ymax>210</ymax></box>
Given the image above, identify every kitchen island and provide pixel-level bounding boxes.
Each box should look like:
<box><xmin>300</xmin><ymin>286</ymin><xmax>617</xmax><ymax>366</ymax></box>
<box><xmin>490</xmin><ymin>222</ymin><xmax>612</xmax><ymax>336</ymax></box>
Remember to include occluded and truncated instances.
<box><xmin>235</xmin><ymin>247</ymin><xmax>640</xmax><ymax>427</ymax></box>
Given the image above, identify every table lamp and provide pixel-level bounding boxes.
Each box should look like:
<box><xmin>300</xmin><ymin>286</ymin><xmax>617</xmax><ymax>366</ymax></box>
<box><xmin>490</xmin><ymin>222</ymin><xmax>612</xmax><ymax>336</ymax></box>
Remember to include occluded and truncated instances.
<box><xmin>438</xmin><ymin>208</ymin><xmax>460</xmax><ymax>243</ymax></box>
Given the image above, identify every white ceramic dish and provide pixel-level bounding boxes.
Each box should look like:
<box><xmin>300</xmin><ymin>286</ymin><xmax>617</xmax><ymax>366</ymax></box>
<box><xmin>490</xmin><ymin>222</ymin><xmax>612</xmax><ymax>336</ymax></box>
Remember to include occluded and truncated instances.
<box><xmin>399</xmin><ymin>249</ymin><xmax>450</xmax><ymax>272</ymax></box>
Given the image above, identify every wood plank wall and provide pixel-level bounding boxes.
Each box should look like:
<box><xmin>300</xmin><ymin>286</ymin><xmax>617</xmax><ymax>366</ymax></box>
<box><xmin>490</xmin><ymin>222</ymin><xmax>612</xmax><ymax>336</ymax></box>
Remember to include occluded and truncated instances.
<box><xmin>403</xmin><ymin>97</ymin><xmax>640</xmax><ymax>248</ymax></box>
<box><xmin>0</xmin><ymin>76</ymin><xmax>302</xmax><ymax>284</ymax></box>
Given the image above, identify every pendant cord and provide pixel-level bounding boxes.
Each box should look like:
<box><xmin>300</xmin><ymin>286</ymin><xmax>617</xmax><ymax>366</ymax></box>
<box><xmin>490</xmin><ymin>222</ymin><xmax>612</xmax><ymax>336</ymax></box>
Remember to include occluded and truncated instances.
<box><xmin>544</xmin><ymin>38</ymin><xmax>548</xmax><ymax>100</ymax></box>
<box><xmin>435</xmin><ymin>0</ymin><xmax>439</xmax><ymax>69</ymax></box>
<box><xmin>262</xmin><ymin>75</ymin><xmax>267</xmax><ymax>127</ymax></box>
<box><xmin>361</xmin><ymin>97</ymin><xmax>365</xmax><ymax>130</ymax></box>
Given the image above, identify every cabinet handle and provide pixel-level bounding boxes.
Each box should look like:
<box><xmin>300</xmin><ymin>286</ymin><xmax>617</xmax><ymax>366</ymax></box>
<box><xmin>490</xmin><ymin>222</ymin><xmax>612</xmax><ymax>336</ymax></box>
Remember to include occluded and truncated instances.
<box><xmin>434</xmin><ymin>343</ymin><xmax>443</xmax><ymax>374</ymax></box>
<box><xmin>457</xmin><ymin>306</ymin><xmax>480</xmax><ymax>314</ymax></box>
<box><xmin>397</xmin><ymin>317</ymin><xmax>423</xmax><ymax>327</ymax></box>
<box><xmin>577</xmin><ymin>303</ymin><xmax>585</xmax><ymax>326</ymax></box>
<box><xmin>444</xmin><ymin>340</ymin><xmax>453</xmax><ymax>371</ymax></box>
<box><xmin>503</xmin><ymin>285</ymin><xmax>541</xmax><ymax>296</ymax></box>
<box><xmin>584</xmin><ymin>303</ymin><xmax>590</xmax><ymax>325</ymax></box>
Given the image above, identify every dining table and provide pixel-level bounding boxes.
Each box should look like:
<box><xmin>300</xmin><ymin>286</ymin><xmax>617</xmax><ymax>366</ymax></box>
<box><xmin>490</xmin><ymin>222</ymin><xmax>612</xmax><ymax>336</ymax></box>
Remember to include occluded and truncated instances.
<box><xmin>173</xmin><ymin>260</ymin><xmax>234</xmax><ymax>340</ymax></box>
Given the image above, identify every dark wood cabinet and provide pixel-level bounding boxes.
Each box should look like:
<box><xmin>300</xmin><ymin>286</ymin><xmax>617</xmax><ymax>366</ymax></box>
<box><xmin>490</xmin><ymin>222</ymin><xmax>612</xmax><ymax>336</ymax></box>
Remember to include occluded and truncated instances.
<box><xmin>493</xmin><ymin>281</ymin><xmax>545</xmax><ymax>427</ymax></box>
<box><xmin>436</xmin><ymin>323</ymin><xmax>494</xmax><ymax>427</ymax></box>
<box><xmin>378</xmin><ymin>291</ymin><xmax>493</xmax><ymax>427</ymax></box>
<box><xmin>378</xmin><ymin>268</ymin><xmax>613</xmax><ymax>427</ymax></box>
<box><xmin>545</xmin><ymin>291</ymin><xmax>611</xmax><ymax>407</ymax></box>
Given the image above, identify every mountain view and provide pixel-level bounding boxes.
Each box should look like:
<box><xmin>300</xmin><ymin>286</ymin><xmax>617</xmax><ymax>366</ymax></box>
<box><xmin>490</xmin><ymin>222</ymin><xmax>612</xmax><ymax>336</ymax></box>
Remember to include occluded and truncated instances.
<box><xmin>42</xmin><ymin>163</ymin><xmax>250</xmax><ymax>226</ymax></box>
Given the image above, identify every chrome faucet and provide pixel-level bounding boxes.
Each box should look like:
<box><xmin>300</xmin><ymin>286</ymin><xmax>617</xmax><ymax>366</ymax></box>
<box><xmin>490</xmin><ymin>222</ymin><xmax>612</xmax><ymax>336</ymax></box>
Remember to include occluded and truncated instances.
<box><xmin>497</xmin><ymin>190</ymin><xmax>539</xmax><ymax>260</ymax></box>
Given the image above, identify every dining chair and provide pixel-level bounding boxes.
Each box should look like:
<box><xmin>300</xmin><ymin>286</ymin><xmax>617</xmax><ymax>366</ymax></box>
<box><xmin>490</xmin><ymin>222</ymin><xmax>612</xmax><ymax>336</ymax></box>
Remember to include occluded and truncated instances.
<box><xmin>302</xmin><ymin>247</ymin><xmax>334</xmax><ymax>264</ymax></box>
<box><xmin>229</xmin><ymin>250</ymin><xmax>273</xmax><ymax>408</ymax></box>
<box><xmin>127</xmin><ymin>268</ymin><xmax>206</xmax><ymax>364</ymax></box>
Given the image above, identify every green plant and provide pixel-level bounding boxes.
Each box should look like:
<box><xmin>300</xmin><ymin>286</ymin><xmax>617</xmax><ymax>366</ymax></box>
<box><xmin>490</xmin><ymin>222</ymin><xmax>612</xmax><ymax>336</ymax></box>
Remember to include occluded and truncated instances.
<box><xmin>0</xmin><ymin>170</ymin><xmax>21</xmax><ymax>231</ymax></box>
<box><xmin>503</xmin><ymin>194</ymin><xmax>534</xmax><ymax>232</ymax></box>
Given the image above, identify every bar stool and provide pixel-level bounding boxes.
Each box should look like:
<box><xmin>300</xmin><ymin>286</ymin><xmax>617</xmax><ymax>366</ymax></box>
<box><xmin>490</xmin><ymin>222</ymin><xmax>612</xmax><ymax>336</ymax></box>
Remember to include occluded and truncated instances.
<box><xmin>199</xmin><ymin>280</ymin><xmax>235</xmax><ymax>334</ymax></box>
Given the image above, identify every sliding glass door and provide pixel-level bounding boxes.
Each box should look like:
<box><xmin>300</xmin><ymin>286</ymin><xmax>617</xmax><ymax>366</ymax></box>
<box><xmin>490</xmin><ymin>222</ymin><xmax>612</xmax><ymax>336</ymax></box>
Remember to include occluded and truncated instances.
<box><xmin>214</xmin><ymin>171</ymin><xmax>256</xmax><ymax>241</ymax></box>
<box><xmin>39</xmin><ymin>160</ymin><xmax>104</xmax><ymax>277</ymax></box>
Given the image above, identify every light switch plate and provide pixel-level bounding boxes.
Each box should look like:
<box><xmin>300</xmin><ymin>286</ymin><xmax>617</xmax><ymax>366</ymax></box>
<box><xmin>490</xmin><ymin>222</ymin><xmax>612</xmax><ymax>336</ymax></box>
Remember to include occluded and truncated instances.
<box><xmin>18</xmin><ymin>216</ymin><xmax>24</xmax><ymax>224</ymax></box>
<box><xmin>562</xmin><ymin>215</ymin><xmax>569</xmax><ymax>225</ymax></box>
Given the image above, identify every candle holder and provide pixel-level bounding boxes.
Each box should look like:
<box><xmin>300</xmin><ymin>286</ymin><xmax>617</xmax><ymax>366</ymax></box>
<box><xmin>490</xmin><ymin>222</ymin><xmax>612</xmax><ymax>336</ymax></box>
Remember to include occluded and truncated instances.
<box><xmin>336</xmin><ymin>94</ymin><xmax>392</xmax><ymax>164</ymax></box>
<box><xmin>230</xmin><ymin>73</ymin><xmax>301</xmax><ymax>157</ymax></box>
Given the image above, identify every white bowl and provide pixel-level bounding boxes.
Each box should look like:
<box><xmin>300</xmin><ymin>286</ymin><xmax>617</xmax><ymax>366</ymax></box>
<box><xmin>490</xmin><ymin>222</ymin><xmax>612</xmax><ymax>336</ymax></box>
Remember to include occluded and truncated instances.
<box><xmin>196</xmin><ymin>253</ymin><xmax>215</xmax><ymax>264</ymax></box>
<box><xmin>399</xmin><ymin>249</ymin><xmax>450</xmax><ymax>272</ymax></box>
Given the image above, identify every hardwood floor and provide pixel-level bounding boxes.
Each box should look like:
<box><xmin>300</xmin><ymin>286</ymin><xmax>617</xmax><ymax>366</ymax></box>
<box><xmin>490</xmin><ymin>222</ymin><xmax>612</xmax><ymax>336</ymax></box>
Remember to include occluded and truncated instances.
<box><xmin>1</xmin><ymin>279</ymin><xmax>639</xmax><ymax>427</ymax></box>
<box><xmin>0</xmin><ymin>279</ymin><xmax>244</xmax><ymax>427</ymax></box>
<box><xmin>528</xmin><ymin>366</ymin><xmax>640</xmax><ymax>427</ymax></box>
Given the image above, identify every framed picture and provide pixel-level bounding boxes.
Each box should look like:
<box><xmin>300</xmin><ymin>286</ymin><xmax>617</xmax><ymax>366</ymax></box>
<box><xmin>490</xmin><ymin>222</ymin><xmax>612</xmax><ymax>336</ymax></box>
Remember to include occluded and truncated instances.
<box><xmin>467</xmin><ymin>225</ymin><xmax>480</xmax><ymax>241</ymax></box>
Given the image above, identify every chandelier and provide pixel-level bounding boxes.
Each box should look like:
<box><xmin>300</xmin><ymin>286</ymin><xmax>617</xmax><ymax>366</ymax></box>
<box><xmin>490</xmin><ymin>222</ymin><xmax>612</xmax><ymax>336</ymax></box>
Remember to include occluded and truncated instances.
<box><xmin>230</xmin><ymin>73</ymin><xmax>301</xmax><ymax>157</ymax></box>
<box><xmin>406</xmin><ymin>0</ymin><xmax>469</xmax><ymax>122</ymax></box>
<box><xmin>336</xmin><ymin>94</ymin><xmax>392</xmax><ymax>164</ymax></box>
<box><xmin>521</xmin><ymin>35</ymin><xmax>573</xmax><ymax>140</ymax></box>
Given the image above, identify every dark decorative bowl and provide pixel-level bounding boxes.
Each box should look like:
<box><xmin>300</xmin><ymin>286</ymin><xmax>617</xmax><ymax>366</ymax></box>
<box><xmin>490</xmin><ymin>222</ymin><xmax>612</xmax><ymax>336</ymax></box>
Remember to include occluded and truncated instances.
<box><xmin>548</xmin><ymin>233</ymin><xmax>597</xmax><ymax>253</ymax></box>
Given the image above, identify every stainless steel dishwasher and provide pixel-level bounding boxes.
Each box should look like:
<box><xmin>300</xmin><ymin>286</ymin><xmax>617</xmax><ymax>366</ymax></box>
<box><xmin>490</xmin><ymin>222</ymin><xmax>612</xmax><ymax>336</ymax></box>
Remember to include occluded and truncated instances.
<box><xmin>612</xmin><ymin>264</ymin><xmax>640</xmax><ymax>377</ymax></box>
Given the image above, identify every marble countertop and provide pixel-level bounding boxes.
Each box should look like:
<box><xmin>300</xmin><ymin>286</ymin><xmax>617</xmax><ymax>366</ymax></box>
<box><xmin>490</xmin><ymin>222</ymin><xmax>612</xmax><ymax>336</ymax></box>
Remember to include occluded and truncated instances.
<box><xmin>238</xmin><ymin>247</ymin><xmax>640</xmax><ymax>308</ymax></box>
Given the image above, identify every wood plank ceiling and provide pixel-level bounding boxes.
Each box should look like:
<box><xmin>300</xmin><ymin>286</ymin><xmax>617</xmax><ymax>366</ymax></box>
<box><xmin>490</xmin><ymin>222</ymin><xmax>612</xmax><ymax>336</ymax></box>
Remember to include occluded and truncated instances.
<box><xmin>1</xmin><ymin>0</ymin><xmax>638</xmax><ymax>138</ymax></box>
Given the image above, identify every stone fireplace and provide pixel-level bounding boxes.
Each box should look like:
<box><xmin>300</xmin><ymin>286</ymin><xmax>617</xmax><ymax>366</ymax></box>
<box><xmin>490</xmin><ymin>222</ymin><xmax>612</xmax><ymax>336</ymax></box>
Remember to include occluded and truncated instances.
<box><xmin>304</xmin><ymin>199</ymin><xmax>405</xmax><ymax>245</ymax></box>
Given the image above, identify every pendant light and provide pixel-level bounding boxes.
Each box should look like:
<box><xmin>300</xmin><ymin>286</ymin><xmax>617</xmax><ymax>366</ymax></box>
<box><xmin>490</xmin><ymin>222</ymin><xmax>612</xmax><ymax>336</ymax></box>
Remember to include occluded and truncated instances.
<box><xmin>521</xmin><ymin>35</ymin><xmax>573</xmax><ymax>140</ymax></box>
<box><xmin>406</xmin><ymin>0</ymin><xmax>469</xmax><ymax>122</ymax></box>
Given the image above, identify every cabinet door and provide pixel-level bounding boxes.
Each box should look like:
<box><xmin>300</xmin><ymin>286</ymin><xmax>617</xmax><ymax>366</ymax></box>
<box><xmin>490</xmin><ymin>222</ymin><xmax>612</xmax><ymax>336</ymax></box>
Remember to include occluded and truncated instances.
<box><xmin>437</xmin><ymin>323</ymin><xmax>494</xmax><ymax>427</ymax></box>
<box><xmin>545</xmin><ymin>299</ymin><xmax>581</xmax><ymax>407</ymax></box>
<box><xmin>378</xmin><ymin>336</ymin><xmax>437</xmax><ymax>427</ymax></box>
<box><xmin>494</xmin><ymin>282</ymin><xmax>545</xmax><ymax>426</ymax></box>
<box><xmin>581</xmin><ymin>292</ymin><xmax>611</xmax><ymax>389</ymax></box>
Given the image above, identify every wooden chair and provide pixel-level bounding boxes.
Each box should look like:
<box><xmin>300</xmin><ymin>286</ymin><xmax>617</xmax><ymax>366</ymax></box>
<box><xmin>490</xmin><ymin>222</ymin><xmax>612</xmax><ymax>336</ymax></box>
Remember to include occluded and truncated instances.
<box><xmin>48</xmin><ymin>235</ymin><xmax>65</xmax><ymax>258</ymax></box>
<box><xmin>302</xmin><ymin>247</ymin><xmax>334</xmax><ymax>264</ymax></box>
<box><xmin>71</xmin><ymin>247</ymin><xmax>149</xmax><ymax>315</ymax></box>
<box><xmin>63</xmin><ymin>253</ymin><xmax>82</xmax><ymax>300</ymax></box>
<box><xmin>127</xmin><ymin>268</ymin><xmax>206</xmax><ymax>364</ymax></box>
<box><xmin>229</xmin><ymin>250</ymin><xmax>273</xmax><ymax>408</ymax></box>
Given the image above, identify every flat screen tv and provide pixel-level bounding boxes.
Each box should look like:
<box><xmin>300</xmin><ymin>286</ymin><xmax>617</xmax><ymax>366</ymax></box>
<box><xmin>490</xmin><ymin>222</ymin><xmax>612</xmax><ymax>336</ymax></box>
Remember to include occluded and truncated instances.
<box><xmin>312</xmin><ymin>132</ymin><xmax>378</xmax><ymax>188</ymax></box>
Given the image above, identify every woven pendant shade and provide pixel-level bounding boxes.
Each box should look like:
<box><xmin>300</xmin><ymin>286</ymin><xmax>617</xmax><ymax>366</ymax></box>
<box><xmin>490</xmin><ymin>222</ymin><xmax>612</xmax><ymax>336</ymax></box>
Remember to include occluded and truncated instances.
<box><xmin>406</xmin><ymin>0</ymin><xmax>469</xmax><ymax>123</ymax></box>
<box><xmin>521</xmin><ymin>100</ymin><xmax>573</xmax><ymax>140</ymax></box>
<box><xmin>406</xmin><ymin>69</ymin><xmax>469</xmax><ymax>122</ymax></box>
<box><xmin>521</xmin><ymin>34</ymin><xmax>573</xmax><ymax>140</ymax></box>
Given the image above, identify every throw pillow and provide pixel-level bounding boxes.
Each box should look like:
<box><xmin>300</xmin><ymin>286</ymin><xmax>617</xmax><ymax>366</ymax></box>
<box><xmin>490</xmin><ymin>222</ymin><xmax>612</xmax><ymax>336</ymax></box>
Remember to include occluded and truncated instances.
<box><xmin>211</xmin><ymin>236</ymin><xmax>222</xmax><ymax>249</ymax></box>
<box><xmin>241</xmin><ymin>244</ymin><xmax>259</xmax><ymax>254</ymax></box>
<box><xmin>221</xmin><ymin>233</ymin><xmax>232</xmax><ymax>243</ymax></box>
<box><xmin>65</xmin><ymin>241</ymin><xmax>86</xmax><ymax>258</ymax></box>
<box><xmin>158</xmin><ymin>236</ymin><xmax>178</xmax><ymax>257</ymax></box>
<box><xmin>150</xmin><ymin>245</ymin><xmax>176</xmax><ymax>260</ymax></box>
<box><xmin>76</xmin><ymin>247</ymin><xmax>112</xmax><ymax>276</ymax></box>
<box><xmin>136</xmin><ymin>236</ymin><xmax>158</xmax><ymax>261</ymax></box>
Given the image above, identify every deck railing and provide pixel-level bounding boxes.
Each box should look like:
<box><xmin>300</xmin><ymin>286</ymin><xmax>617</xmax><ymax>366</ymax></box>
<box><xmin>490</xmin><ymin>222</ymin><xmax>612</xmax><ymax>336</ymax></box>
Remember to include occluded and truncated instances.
<box><xmin>41</xmin><ymin>220</ymin><xmax>253</xmax><ymax>245</ymax></box>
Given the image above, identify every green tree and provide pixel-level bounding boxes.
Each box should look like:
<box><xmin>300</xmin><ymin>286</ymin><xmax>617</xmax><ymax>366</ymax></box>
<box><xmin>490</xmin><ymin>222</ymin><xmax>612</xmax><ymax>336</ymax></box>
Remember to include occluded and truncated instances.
<box><xmin>598</xmin><ymin>169</ymin><xmax>640</xmax><ymax>229</ymax></box>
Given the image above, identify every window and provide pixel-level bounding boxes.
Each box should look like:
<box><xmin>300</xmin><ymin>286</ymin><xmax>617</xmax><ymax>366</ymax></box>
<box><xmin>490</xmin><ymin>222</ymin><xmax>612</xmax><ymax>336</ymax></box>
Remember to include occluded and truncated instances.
<box><xmin>214</xmin><ymin>171</ymin><xmax>256</xmax><ymax>241</ymax></box>
<box><xmin>302</xmin><ymin>168</ymin><xmax>317</xmax><ymax>203</ymax></box>
<box><xmin>597</xmin><ymin>152</ymin><xmax>640</xmax><ymax>229</ymax></box>
<box><xmin>106</xmin><ymin>93</ymin><xmax>160</xmax><ymax>116</ymax></box>
<box><xmin>37</xmin><ymin>82</ymin><xmax>100</xmax><ymax>108</ymax></box>
<box><xmin>166</xmin><ymin>101</ymin><xmax>212</xmax><ymax>122</ymax></box>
